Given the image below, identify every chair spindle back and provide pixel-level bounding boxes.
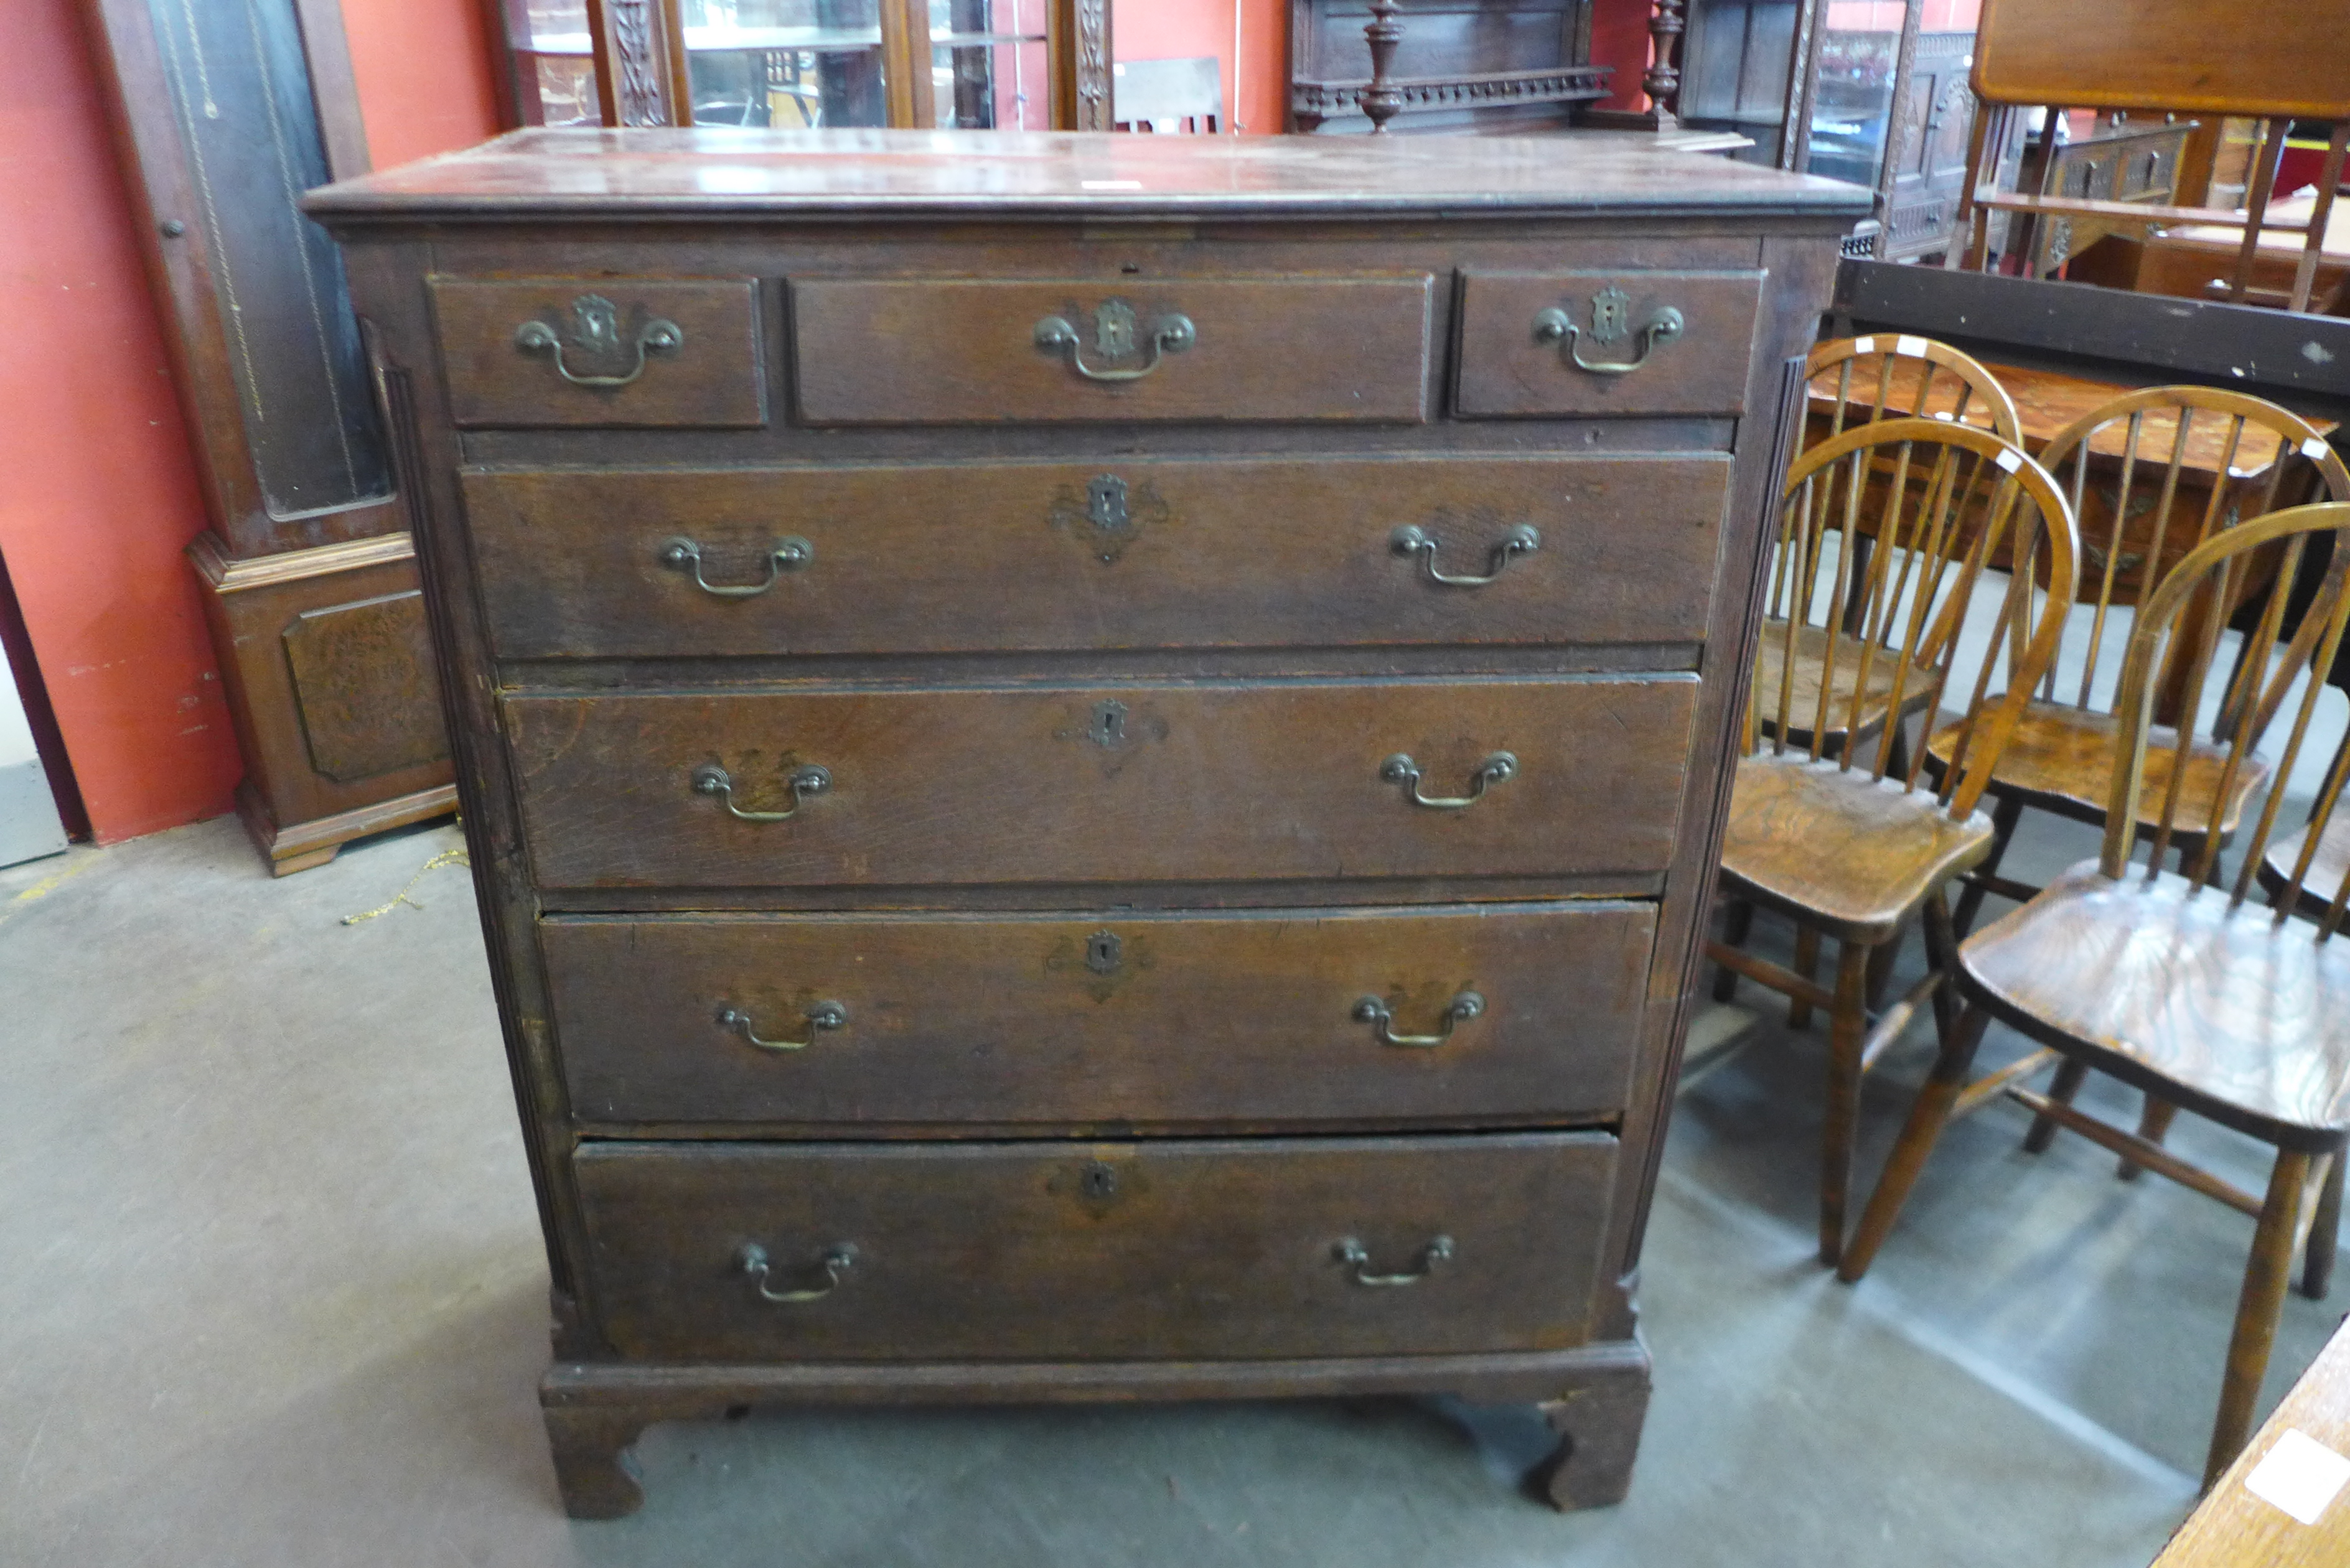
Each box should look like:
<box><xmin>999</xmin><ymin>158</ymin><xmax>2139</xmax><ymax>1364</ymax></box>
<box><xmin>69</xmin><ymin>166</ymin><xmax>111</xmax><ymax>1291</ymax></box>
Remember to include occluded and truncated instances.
<box><xmin>1756</xmin><ymin>419</ymin><xmax>2078</xmax><ymax>821</ymax></box>
<box><xmin>1805</xmin><ymin>336</ymin><xmax>2023</xmax><ymax>453</ymax></box>
<box><xmin>2035</xmin><ymin>388</ymin><xmax>2350</xmax><ymax>717</ymax></box>
<box><xmin>2102</xmin><ymin>502</ymin><xmax>2350</xmax><ymax>937</ymax></box>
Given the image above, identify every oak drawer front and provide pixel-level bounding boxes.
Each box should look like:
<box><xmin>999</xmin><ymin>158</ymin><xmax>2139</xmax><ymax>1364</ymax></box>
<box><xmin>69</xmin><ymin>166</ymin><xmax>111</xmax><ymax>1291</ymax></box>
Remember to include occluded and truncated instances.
<box><xmin>505</xmin><ymin>677</ymin><xmax>1698</xmax><ymax>890</ymax></box>
<box><xmin>431</xmin><ymin>279</ymin><xmax>765</xmax><ymax>428</ymax></box>
<box><xmin>546</xmin><ymin>902</ymin><xmax>1653</xmax><ymax>1128</ymax></box>
<box><xmin>1454</xmin><ymin>270</ymin><xmax>1761</xmax><ymax>418</ymax></box>
<box><xmin>790</xmin><ymin>278</ymin><xmax>1433</xmax><ymax>424</ymax></box>
<box><xmin>575</xmin><ymin>1132</ymin><xmax>1616</xmax><ymax>1361</ymax></box>
<box><xmin>462</xmin><ymin>455</ymin><xmax>1729</xmax><ymax>660</ymax></box>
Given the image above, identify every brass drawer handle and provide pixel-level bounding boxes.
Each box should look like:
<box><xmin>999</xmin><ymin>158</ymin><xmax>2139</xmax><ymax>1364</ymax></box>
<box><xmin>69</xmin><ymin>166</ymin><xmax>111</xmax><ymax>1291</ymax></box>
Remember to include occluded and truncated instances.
<box><xmin>1332</xmin><ymin>1234</ymin><xmax>1454</xmax><ymax>1287</ymax></box>
<box><xmin>1380</xmin><ymin>751</ymin><xmax>1517</xmax><ymax>809</ymax></box>
<box><xmin>1033</xmin><ymin>308</ymin><xmax>1196</xmax><ymax>381</ymax></box>
<box><xmin>692</xmin><ymin>762</ymin><xmax>831</xmax><ymax>823</ymax></box>
<box><xmin>1532</xmin><ymin>302</ymin><xmax>1683</xmax><ymax>376</ymax></box>
<box><xmin>1352</xmin><ymin>990</ymin><xmax>1484</xmax><ymax>1048</ymax></box>
<box><xmin>659</xmin><ymin>536</ymin><xmax>811</xmax><ymax>598</ymax></box>
<box><xmin>1391</xmin><ymin>523</ymin><xmax>1540</xmax><ymax>587</ymax></box>
<box><xmin>736</xmin><ymin>1242</ymin><xmax>857</xmax><ymax>1304</ymax></box>
<box><xmin>716</xmin><ymin>1001</ymin><xmax>847</xmax><ymax>1052</ymax></box>
<box><xmin>512</xmin><ymin>294</ymin><xmax>682</xmax><ymax>388</ymax></box>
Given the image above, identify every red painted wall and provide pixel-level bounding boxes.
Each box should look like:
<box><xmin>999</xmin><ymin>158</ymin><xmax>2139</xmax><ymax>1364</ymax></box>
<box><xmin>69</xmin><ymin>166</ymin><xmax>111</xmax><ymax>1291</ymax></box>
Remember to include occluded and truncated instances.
<box><xmin>0</xmin><ymin>0</ymin><xmax>499</xmax><ymax>844</ymax></box>
<box><xmin>1590</xmin><ymin>0</ymin><xmax>1654</xmax><ymax>113</ymax></box>
<box><xmin>1113</xmin><ymin>0</ymin><xmax>1288</xmax><ymax>136</ymax></box>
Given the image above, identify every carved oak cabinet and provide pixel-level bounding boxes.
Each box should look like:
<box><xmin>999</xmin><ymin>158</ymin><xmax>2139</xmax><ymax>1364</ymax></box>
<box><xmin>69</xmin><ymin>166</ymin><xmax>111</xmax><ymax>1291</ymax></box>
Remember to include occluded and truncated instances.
<box><xmin>306</xmin><ymin>128</ymin><xmax>1863</xmax><ymax>1517</ymax></box>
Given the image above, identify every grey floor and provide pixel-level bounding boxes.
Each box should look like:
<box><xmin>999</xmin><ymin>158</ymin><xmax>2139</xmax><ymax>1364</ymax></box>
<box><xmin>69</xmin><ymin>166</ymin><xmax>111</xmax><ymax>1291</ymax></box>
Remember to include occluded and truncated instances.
<box><xmin>2</xmin><ymin>804</ymin><xmax>2343</xmax><ymax>1567</ymax></box>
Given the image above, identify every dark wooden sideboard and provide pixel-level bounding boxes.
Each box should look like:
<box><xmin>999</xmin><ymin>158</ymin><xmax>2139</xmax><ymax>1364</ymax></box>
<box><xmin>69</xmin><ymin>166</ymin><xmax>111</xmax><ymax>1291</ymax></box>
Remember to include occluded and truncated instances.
<box><xmin>307</xmin><ymin>128</ymin><xmax>1864</xmax><ymax>1517</ymax></box>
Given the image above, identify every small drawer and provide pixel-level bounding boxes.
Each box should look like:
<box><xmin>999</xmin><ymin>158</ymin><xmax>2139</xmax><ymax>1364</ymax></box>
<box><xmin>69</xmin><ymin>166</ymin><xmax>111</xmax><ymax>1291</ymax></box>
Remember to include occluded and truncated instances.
<box><xmin>790</xmin><ymin>276</ymin><xmax>1433</xmax><ymax>424</ymax></box>
<box><xmin>459</xmin><ymin>454</ymin><xmax>1730</xmax><ymax>660</ymax></box>
<box><xmin>503</xmin><ymin>676</ymin><xmax>1698</xmax><ymax>891</ymax></box>
<box><xmin>1454</xmin><ymin>269</ymin><xmax>1762</xmax><ymax>418</ymax></box>
<box><xmin>545</xmin><ymin>901</ymin><xmax>1653</xmax><ymax>1128</ymax></box>
<box><xmin>431</xmin><ymin>278</ymin><xmax>764</xmax><ymax>427</ymax></box>
<box><xmin>573</xmin><ymin>1132</ymin><xmax>1617</xmax><ymax>1361</ymax></box>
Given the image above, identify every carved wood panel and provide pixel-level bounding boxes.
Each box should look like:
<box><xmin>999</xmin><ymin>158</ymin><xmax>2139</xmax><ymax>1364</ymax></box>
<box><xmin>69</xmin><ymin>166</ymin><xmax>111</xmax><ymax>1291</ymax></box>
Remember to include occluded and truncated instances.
<box><xmin>283</xmin><ymin>589</ymin><xmax>448</xmax><ymax>783</ymax></box>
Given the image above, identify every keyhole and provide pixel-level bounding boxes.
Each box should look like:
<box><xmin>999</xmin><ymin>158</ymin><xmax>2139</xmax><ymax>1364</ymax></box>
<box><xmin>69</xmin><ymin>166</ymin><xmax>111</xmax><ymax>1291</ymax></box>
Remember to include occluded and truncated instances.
<box><xmin>1081</xmin><ymin>1162</ymin><xmax>1118</xmax><ymax>1198</ymax></box>
<box><xmin>1088</xmin><ymin>699</ymin><xmax>1130</xmax><ymax>749</ymax></box>
<box><xmin>1085</xmin><ymin>931</ymin><xmax>1123</xmax><ymax>975</ymax></box>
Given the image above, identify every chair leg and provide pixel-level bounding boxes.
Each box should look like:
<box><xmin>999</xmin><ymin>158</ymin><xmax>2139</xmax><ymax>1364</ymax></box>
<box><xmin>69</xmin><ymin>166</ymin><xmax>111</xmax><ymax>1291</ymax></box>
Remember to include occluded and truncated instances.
<box><xmin>2022</xmin><ymin>1058</ymin><xmax>2090</xmax><ymax>1154</ymax></box>
<box><xmin>2303</xmin><ymin>1152</ymin><xmax>2344</xmax><ymax>1301</ymax></box>
<box><xmin>1920</xmin><ymin>891</ymin><xmax>1961</xmax><ymax>1044</ymax></box>
<box><xmin>1819</xmin><ymin>941</ymin><xmax>1874</xmax><ymax>1269</ymax></box>
<box><xmin>1712</xmin><ymin>900</ymin><xmax>1754</xmax><ymax>1003</ymax></box>
<box><xmin>1952</xmin><ymin>795</ymin><xmax>2026</xmax><ymax>938</ymax></box>
<box><xmin>1864</xmin><ymin>926</ymin><xmax>1903</xmax><ymax>1012</ymax></box>
<box><xmin>1789</xmin><ymin>925</ymin><xmax>1822</xmax><ymax>1029</ymax></box>
<box><xmin>2117</xmin><ymin>1095</ymin><xmax>2180</xmax><ymax>1182</ymax></box>
<box><xmin>1837</xmin><ymin>1002</ymin><xmax>1996</xmax><ymax>1284</ymax></box>
<box><xmin>2206</xmin><ymin>1149</ymin><xmax>2313</xmax><ymax>1490</ymax></box>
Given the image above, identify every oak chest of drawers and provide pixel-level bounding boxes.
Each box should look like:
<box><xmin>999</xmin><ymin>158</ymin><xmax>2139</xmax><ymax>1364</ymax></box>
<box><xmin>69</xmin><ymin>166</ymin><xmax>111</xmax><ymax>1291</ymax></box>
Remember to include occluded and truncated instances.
<box><xmin>309</xmin><ymin>128</ymin><xmax>1865</xmax><ymax>1518</ymax></box>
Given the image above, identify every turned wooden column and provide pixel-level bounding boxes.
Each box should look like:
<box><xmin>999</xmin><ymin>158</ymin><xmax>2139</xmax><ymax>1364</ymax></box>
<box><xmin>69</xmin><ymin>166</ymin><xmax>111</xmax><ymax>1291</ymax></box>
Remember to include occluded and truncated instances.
<box><xmin>1362</xmin><ymin>1</ymin><xmax>1406</xmax><ymax>134</ymax></box>
<box><xmin>1642</xmin><ymin>0</ymin><xmax>1683</xmax><ymax>128</ymax></box>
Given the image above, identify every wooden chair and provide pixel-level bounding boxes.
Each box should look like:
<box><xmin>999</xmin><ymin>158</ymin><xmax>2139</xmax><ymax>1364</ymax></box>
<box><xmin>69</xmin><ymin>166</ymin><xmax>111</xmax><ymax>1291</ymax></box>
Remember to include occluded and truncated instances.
<box><xmin>1709</xmin><ymin>418</ymin><xmax>2079</xmax><ymax>1267</ymax></box>
<box><xmin>1948</xmin><ymin>0</ymin><xmax>2350</xmax><ymax>313</ymax></box>
<box><xmin>1837</xmin><ymin>502</ymin><xmax>2350</xmax><ymax>1489</ymax></box>
<box><xmin>1762</xmin><ymin>337</ymin><xmax>2023</xmax><ymax>770</ymax></box>
<box><xmin>1939</xmin><ymin>388</ymin><xmax>2350</xmax><ymax>938</ymax></box>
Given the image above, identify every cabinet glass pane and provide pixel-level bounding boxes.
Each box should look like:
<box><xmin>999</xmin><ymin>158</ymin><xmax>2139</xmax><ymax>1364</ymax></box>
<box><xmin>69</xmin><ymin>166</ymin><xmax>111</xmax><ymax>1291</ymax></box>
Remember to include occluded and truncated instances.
<box><xmin>1804</xmin><ymin>7</ymin><xmax>1903</xmax><ymax>190</ymax></box>
<box><xmin>682</xmin><ymin>0</ymin><xmax>889</xmax><ymax>128</ymax></box>
<box><xmin>505</xmin><ymin>0</ymin><xmax>603</xmax><ymax>127</ymax></box>
<box><xmin>930</xmin><ymin>0</ymin><xmax>1050</xmax><ymax>130</ymax></box>
<box><xmin>144</xmin><ymin>0</ymin><xmax>391</xmax><ymax>520</ymax></box>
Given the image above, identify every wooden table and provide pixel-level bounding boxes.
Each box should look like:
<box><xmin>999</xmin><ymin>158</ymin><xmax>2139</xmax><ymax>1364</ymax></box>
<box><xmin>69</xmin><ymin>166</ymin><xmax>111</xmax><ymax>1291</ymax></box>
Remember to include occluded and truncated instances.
<box><xmin>1809</xmin><ymin>360</ymin><xmax>2338</xmax><ymax>606</ymax></box>
<box><xmin>2154</xmin><ymin>1314</ymin><xmax>2350</xmax><ymax>1566</ymax></box>
<box><xmin>1807</xmin><ymin>358</ymin><xmax>2341</xmax><ymax>721</ymax></box>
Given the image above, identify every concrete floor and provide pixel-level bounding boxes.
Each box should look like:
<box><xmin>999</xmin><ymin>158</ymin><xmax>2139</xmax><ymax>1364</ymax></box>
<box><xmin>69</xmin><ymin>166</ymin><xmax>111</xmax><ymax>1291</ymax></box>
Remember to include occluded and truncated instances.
<box><xmin>2</xmin><ymin>803</ymin><xmax>2343</xmax><ymax>1567</ymax></box>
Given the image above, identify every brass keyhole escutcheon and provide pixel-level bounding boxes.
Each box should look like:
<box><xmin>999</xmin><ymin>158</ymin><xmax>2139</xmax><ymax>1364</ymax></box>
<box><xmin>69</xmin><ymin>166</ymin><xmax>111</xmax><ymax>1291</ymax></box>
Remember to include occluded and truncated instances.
<box><xmin>1085</xmin><ymin>931</ymin><xmax>1123</xmax><ymax>975</ymax></box>
<box><xmin>1088</xmin><ymin>699</ymin><xmax>1128</xmax><ymax>749</ymax></box>
<box><xmin>1080</xmin><ymin>1162</ymin><xmax>1119</xmax><ymax>1200</ymax></box>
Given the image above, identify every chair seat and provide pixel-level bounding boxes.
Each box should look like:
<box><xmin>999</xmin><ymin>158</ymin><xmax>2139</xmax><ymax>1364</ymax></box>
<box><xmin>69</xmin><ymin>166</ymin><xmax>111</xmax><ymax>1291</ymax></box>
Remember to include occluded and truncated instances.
<box><xmin>1754</xmin><ymin>620</ymin><xmax>1930</xmax><ymax>746</ymax></box>
<box><xmin>1960</xmin><ymin>859</ymin><xmax>2350</xmax><ymax>1147</ymax></box>
<box><xmin>2263</xmin><ymin>811</ymin><xmax>2350</xmax><ymax>920</ymax></box>
<box><xmin>1719</xmin><ymin>753</ymin><xmax>1998</xmax><ymax>942</ymax></box>
<box><xmin>1926</xmin><ymin>701</ymin><xmax>2270</xmax><ymax>838</ymax></box>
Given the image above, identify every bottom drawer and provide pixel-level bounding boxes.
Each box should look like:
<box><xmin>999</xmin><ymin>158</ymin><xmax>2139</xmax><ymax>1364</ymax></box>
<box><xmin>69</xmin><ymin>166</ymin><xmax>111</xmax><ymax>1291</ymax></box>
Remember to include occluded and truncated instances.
<box><xmin>576</xmin><ymin>1133</ymin><xmax>1617</xmax><ymax>1362</ymax></box>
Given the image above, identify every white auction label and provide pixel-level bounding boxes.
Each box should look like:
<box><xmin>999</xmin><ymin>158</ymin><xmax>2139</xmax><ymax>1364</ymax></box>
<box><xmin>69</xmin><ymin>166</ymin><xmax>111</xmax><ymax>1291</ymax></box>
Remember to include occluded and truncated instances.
<box><xmin>2245</xmin><ymin>1427</ymin><xmax>2350</xmax><ymax>1526</ymax></box>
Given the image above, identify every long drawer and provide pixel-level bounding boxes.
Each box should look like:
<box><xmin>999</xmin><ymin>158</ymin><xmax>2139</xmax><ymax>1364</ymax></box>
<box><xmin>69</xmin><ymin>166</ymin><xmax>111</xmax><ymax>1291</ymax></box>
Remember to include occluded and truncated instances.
<box><xmin>574</xmin><ymin>1132</ymin><xmax>1617</xmax><ymax>1361</ymax></box>
<box><xmin>544</xmin><ymin>902</ymin><xmax>1654</xmax><ymax>1127</ymax></box>
<box><xmin>790</xmin><ymin>276</ymin><xmax>1434</xmax><ymax>423</ymax></box>
<box><xmin>504</xmin><ymin>676</ymin><xmax>1698</xmax><ymax>890</ymax></box>
<box><xmin>461</xmin><ymin>454</ymin><xmax>1728</xmax><ymax>661</ymax></box>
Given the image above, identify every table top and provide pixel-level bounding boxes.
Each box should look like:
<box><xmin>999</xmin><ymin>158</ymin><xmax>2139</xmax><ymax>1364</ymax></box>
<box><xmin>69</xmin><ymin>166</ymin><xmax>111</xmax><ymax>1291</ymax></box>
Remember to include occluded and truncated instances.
<box><xmin>2153</xmin><ymin>1314</ymin><xmax>2350</xmax><ymax>1566</ymax></box>
<box><xmin>1810</xmin><ymin>356</ymin><xmax>2338</xmax><ymax>478</ymax></box>
<box><xmin>304</xmin><ymin>126</ymin><xmax>1872</xmax><ymax>226</ymax></box>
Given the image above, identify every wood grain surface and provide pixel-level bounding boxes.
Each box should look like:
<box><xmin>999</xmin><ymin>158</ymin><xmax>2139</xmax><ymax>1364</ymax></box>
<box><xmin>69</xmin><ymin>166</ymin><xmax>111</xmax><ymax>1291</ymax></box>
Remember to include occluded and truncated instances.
<box><xmin>1962</xmin><ymin>860</ymin><xmax>2350</xmax><ymax>1146</ymax></box>
<box><xmin>302</xmin><ymin>126</ymin><xmax>1875</xmax><ymax>223</ymax></box>
<box><xmin>573</xmin><ymin>1132</ymin><xmax>1617</xmax><ymax>1361</ymax></box>
<box><xmin>503</xmin><ymin>676</ymin><xmax>1698</xmax><ymax>890</ymax></box>
<box><xmin>542</xmin><ymin>901</ymin><xmax>1655</xmax><ymax>1128</ymax></box>
<box><xmin>2155</xmin><ymin>1314</ymin><xmax>2350</xmax><ymax>1566</ymax></box>
<box><xmin>461</xmin><ymin>454</ymin><xmax>1730</xmax><ymax>660</ymax></box>
<box><xmin>431</xmin><ymin>278</ymin><xmax>765</xmax><ymax>428</ymax></box>
<box><xmin>1929</xmin><ymin>704</ymin><xmax>2270</xmax><ymax>838</ymax></box>
<box><xmin>1454</xmin><ymin>271</ymin><xmax>1762</xmax><ymax>418</ymax></box>
<box><xmin>1720</xmin><ymin>754</ymin><xmax>1998</xmax><ymax>941</ymax></box>
<box><xmin>791</xmin><ymin>276</ymin><xmax>1433</xmax><ymax>424</ymax></box>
